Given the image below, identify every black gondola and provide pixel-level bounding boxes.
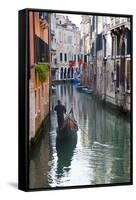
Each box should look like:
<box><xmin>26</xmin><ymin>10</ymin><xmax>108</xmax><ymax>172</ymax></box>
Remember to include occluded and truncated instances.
<box><xmin>56</xmin><ymin>108</ymin><xmax>78</xmax><ymax>142</ymax></box>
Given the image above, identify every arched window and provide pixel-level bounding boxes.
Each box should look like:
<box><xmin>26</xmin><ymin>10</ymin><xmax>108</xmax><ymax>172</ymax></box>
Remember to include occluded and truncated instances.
<box><xmin>117</xmin><ymin>34</ymin><xmax>120</xmax><ymax>55</ymax></box>
<box><xmin>64</xmin><ymin>68</ymin><xmax>67</xmax><ymax>78</ymax></box>
<box><xmin>61</xmin><ymin>67</ymin><xmax>63</xmax><ymax>79</ymax></box>
<box><xmin>121</xmin><ymin>38</ymin><xmax>125</xmax><ymax>56</ymax></box>
<box><xmin>71</xmin><ymin>67</ymin><xmax>74</xmax><ymax>78</ymax></box>
<box><xmin>127</xmin><ymin>30</ymin><xmax>131</xmax><ymax>54</ymax></box>
<box><xmin>68</xmin><ymin>68</ymin><xmax>70</xmax><ymax>78</ymax></box>
<box><xmin>116</xmin><ymin>62</ymin><xmax>119</xmax><ymax>88</ymax></box>
<box><xmin>60</xmin><ymin>53</ymin><xmax>62</xmax><ymax>62</ymax></box>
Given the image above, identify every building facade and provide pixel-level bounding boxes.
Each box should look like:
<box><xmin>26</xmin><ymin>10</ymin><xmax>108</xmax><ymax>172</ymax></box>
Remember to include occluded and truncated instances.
<box><xmin>56</xmin><ymin>15</ymin><xmax>81</xmax><ymax>80</ymax></box>
<box><xmin>80</xmin><ymin>15</ymin><xmax>98</xmax><ymax>91</ymax></box>
<box><xmin>29</xmin><ymin>12</ymin><xmax>50</xmax><ymax>142</ymax></box>
<box><xmin>80</xmin><ymin>15</ymin><xmax>92</xmax><ymax>86</ymax></box>
<box><xmin>80</xmin><ymin>15</ymin><xmax>131</xmax><ymax>112</ymax></box>
<box><xmin>96</xmin><ymin>16</ymin><xmax>104</xmax><ymax>98</ymax></box>
<box><xmin>103</xmin><ymin>17</ymin><xmax>131</xmax><ymax>111</ymax></box>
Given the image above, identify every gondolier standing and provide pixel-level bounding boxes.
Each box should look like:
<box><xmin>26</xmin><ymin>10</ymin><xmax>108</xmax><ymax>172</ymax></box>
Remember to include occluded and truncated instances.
<box><xmin>54</xmin><ymin>100</ymin><xmax>66</xmax><ymax>129</ymax></box>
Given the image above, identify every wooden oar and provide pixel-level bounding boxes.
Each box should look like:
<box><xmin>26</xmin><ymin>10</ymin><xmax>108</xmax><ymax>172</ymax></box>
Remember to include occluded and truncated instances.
<box><xmin>65</xmin><ymin>113</ymin><xmax>88</xmax><ymax>135</ymax></box>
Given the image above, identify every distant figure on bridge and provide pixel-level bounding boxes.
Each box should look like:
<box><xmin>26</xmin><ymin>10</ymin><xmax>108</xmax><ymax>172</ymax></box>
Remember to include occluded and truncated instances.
<box><xmin>54</xmin><ymin>100</ymin><xmax>66</xmax><ymax>129</ymax></box>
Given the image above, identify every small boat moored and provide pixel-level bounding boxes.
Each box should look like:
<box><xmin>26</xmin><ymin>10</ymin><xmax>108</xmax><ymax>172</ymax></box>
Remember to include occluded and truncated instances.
<box><xmin>82</xmin><ymin>87</ymin><xmax>93</xmax><ymax>94</ymax></box>
<box><xmin>76</xmin><ymin>84</ymin><xmax>86</xmax><ymax>91</ymax></box>
<box><xmin>72</xmin><ymin>78</ymin><xmax>80</xmax><ymax>84</ymax></box>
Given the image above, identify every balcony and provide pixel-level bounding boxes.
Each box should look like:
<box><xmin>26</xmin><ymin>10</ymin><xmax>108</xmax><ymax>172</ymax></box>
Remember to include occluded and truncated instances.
<box><xmin>110</xmin><ymin>18</ymin><xmax>129</xmax><ymax>30</ymax></box>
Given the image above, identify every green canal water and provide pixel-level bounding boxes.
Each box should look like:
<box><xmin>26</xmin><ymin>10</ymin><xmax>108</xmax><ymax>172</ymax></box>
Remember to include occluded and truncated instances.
<box><xmin>29</xmin><ymin>83</ymin><xmax>131</xmax><ymax>189</ymax></box>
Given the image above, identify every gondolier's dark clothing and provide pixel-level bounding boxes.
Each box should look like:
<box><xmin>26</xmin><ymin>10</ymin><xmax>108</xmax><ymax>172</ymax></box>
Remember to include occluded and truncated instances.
<box><xmin>54</xmin><ymin>104</ymin><xmax>66</xmax><ymax>128</ymax></box>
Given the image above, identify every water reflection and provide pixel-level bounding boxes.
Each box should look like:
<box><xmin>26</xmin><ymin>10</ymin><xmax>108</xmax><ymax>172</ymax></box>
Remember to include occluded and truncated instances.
<box><xmin>55</xmin><ymin>135</ymin><xmax>77</xmax><ymax>183</ymax></box>
<box><xmin>29</xmin><ymin>83</ymin><xmax>131</xmax><ymax>189</ymax></box>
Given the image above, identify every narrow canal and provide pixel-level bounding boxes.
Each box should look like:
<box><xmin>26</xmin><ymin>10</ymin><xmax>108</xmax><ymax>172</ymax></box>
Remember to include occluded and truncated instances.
<box><xmin>29</xmin><ymin>83</ymin><xmax>131</xmax><ymax>189</ymax></box>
